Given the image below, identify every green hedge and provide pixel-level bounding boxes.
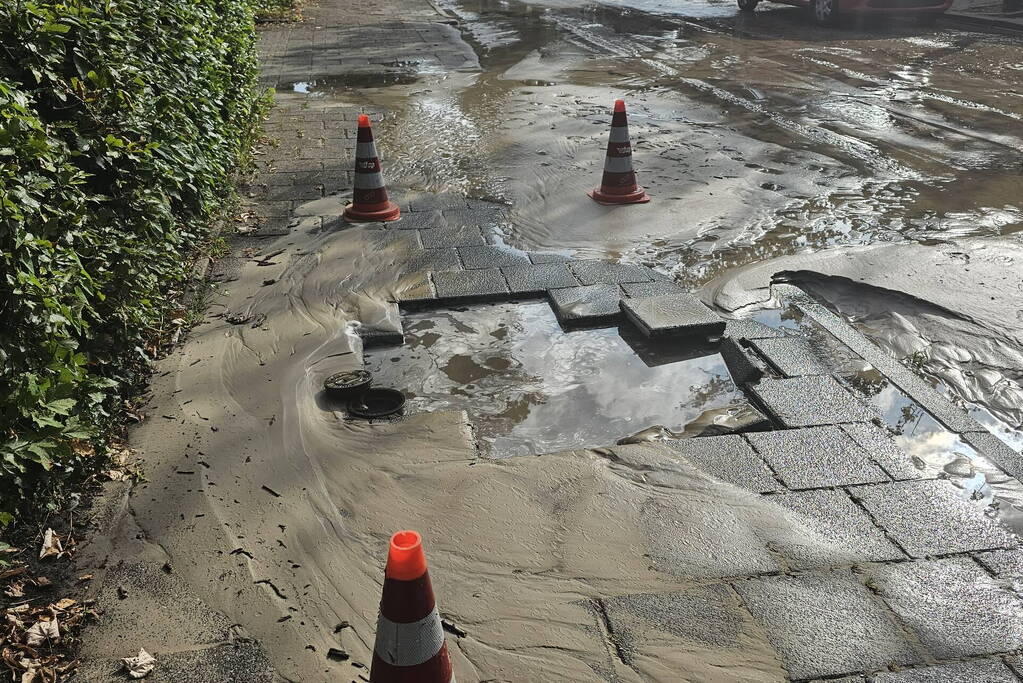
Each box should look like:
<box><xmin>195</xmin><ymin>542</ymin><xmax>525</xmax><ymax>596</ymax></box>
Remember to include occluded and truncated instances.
<box><xmin>0</xmin><ymin>0</ymin><xmax>267</xmax><ymax>528</ymax></box>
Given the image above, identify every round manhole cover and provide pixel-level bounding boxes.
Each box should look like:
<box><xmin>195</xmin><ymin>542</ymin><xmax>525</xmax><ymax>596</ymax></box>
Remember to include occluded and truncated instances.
<box><xmin>323</xmin><ymin>370</ymin><xmax>372</xmax><ymax>397</ymax></box>
<box><xmin>348</xmin><ymin>388</ymin><xmax>405</xmax><ymax>419</ymax></box>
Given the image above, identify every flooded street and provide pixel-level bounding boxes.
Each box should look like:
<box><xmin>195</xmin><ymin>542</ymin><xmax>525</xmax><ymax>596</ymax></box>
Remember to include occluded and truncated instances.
<box><xmin>293</xmin><ymin>0</ymin><xmax>1023</xmax><ymax>440</ymax></box>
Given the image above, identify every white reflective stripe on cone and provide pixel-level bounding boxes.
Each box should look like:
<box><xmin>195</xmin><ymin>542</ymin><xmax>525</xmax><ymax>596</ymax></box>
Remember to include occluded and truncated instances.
<box><xmin>374</xmin><ymin>606</ymin><xmax>445</xmax><ymax>667</ymax></box>
<box><xmin>356</xmin><ymin>141</ymin><xmax>379</xmax><ymax>158</ymax></box>
<box><xmin>608</xmin><ymin>125</ymin><xmax>631</xmax><ymax>143</ymax></box>
<box><xmin>354</xmin><ymin>171</ymin><xmax>386</xmax><ymax>190</ymax></box>
<box><xmin>602</xmin><ymin>155</ymin><xmax>636</xmax><ymax>174</ymax></box>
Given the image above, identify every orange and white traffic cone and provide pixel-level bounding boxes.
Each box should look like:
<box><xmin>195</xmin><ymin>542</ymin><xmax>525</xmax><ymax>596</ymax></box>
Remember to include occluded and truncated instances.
<box><xmin>344</xmin><ymin>114</ymin><xmax>401</xmax><ymax>222</ymax></box>
<box><xmin>370</xmin><ymin>531</ymin><xmax>454</xmax><ymax>683</ymax></box>
<box><xmin>588</xmin><ymin>99</ymin><xmax>650</xmax><ymax>206</ymax></box>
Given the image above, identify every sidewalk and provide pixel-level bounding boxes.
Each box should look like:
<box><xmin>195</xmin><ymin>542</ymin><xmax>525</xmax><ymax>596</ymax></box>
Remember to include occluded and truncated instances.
<box><xmin>944</xmin><ymin>0</ymin><xmax>1023</xmax><ymax>31</ymax></box>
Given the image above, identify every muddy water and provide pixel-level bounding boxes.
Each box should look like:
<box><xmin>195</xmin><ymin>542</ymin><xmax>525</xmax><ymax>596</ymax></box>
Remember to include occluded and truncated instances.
<box><xmin>311</xmin><ymin>0</ymin><xmax>1023</xmax><ymax>434</ymax></box>
<box><xmin>364</xmin><ymin>302</ymin><xmax>740</xmax><ymax>456</ymax></box>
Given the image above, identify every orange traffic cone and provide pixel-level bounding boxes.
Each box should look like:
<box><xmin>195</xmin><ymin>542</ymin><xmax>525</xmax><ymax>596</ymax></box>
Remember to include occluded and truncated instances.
<box><xmin>588</xmin><ymin>99</ymin><xmax>650</xmax><ymax>206</ymax></box>
<box><xmin>344</xmin><ymin>114</ymin><xmax>401</xmax><ymax>222</ymax></box>
<box><xmin>370</xmin><ymin>531</ymin><xmax>454</xmax><ymax>682</ymax></box>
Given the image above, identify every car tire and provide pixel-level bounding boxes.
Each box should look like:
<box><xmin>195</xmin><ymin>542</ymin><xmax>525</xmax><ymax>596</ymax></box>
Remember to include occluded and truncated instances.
<box><xmin>811</xmin><ymin>0</ymin><xmax>841</xmax><ymax>24</ymax></box>
<box><xmin>737</xmin><ymin>0</ymin><xmax>759</xmax><ymax>11</ymax></box>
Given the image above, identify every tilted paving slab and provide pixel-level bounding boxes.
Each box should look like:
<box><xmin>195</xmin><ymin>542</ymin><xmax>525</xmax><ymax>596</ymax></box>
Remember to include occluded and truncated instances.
<box><xmin>850</xmin><ymin>479</ymin><xmax>1018</xmax><ymax>557</ymax></box>
<box><xmin>871</xmin><ymin>659</ymin><xmax>1018</xmax><ymax>682</ymax></box>
<box><xmin>547</xmin><ymin>285</ymin><xmax>622</xmax><ymax>328</ymax></box>
<box><xmin>457</xmin><ymin>244</ymin><xmax>531</xmax><ymax>270</ymax></box>
<box><xmin>840</xmin><ymin>423</ymin><xmax>923</xmax><ymax>481</ymax></box>
<box><xmin>732</xmin><ymin>570</ymin><xmax>919</xmax><ymax>680</ymax></box>
<box><xmin>749</xmin><ymin>375</ymin><xmax>878</xmax><ymax>428</ymax></box>
<box><xmin>418</xmin><ymin>225</ymin><xmax>486</xmax><ymax>248</ymax></box>
<box><xmin>723</xmin><ymin>318</ymin><xmax>786</xmax><ymax>340</ymax></box>
<box><xmin>501</xmin><ymin>263</ymin><xmax>580</xmax><ymax>295</ymax></box>
<box><xmin>620</xmin><ymin>280</ymin><xmax>687</xmax><ymax>298</ymax></box>
<box><xmin>797</xmin><ymin>302</ymin><xmax>983</xmax><ymax>434</ymax></box>
<box><xmin>745</xmin><ymin>426</ymin><xmax>890</xmax><ymax>489</ymax></box>
<box><xmin>866</xmin><ymin>557</ymin><xmax>1023</xmax><ymax>659</ymax></box>
<box><xmin>620</xmin><ymin>293</ymin><xmax>726</xmax><ymax>339</ymax></box>
<box><xmin>569</xmin><ymin>260</ymin><xmax>656</xmax><ymax>286</ymax></box>
<box><xmin>431</xmin><ymin>268</ymin><xmax>509</xmax><ymax>301</ymax></box>
<box><xmin>393</xmin><ymin>272</ymin><xmax>436</xmax><ymax>305</ymax></box>
<box><xmin>769</xmin><ymin>488</ymin><xmax>906</xmax><ymax>568</ymax></box>
<box><xmin>659</xmin><ymin>434</ymin><xmax>781</xmax><ymax>493</ymax></box>
<box><xmin>975</xmin><ymin>547</ymin><xmax>1023</xmax><ymax>580</ymax></box>
<box><xmin>720</xmin><ymin>337</ymin><xmax>767</xmax><ymax>386</ymax></box>
<box><xmin>961</xmin><ymin>431</ymin><xmax>1023</xmax><ymax>481</ymax></box>
<box><xmin>749</xmin><ymin>337</ymin><xmax>832</xmax><ymax>377</ymax></box>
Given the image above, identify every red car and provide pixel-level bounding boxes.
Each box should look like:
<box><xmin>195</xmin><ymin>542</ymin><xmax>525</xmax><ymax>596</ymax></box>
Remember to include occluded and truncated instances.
<box><xmin>737</xmin><ymin>0</ymin><xmax>951</xmax><ymax>25</ymax></box>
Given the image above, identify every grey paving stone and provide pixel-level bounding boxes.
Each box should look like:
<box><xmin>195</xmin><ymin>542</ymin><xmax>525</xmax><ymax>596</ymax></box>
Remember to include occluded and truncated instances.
<box><xmin>547</xmin><ymin>285</ymin><xmax>622</xmax><ymax>328</ymax></box>
<box><xmin>432</xmin><ymin>269</ymin><xmax>508</xmax><ymax>301</ymax></box>
<box><xmin>733</xmin><ymin>571</ymin><xmax>919</xmax><ymax>680</ymax></box>
<box><xmin>457</xmin><ymin>244</ymin><xmax>530</xmax><ymax>270</ymax></box>
<box><xmin>962</xmin><ymin>431</ymin><xmax>1023</xmax><ymax>482</ymax></box>
<box><xmin>600</xmin><ymin>585</ymin><xmax>745</xmax><ymax>665</ymax></box>
<box><xmin>660</xmin><ymin>434</ymin><xmax>781</xmax><ymax>493</ymax></box>
<box><xmin>569</xmin><ymin>259</ymin><xmax>655</xmax><ymax>286</ymax></box>
<box><xmin>749</xmin><ymin>375</ymin><xmax>878</xmax><ymax>428</ymax></box>
<box><xmin>850</xmin><ymin>480</ymin><xmax>1018</xmax><ymax>557</ymax></box>
<box><xmin>720</xmin><ymin>337</ymin><xmax>766</xmax><ymax>386</ymax></box>
<box><xmin>403</xmin><ymin>247</ymin><xmax>462</xmax><ymax>274</ymax></box>
<box><xmin>724</xmin><ymin>318</ymin><xmax>786</xmax><ymax>340</ymax></box>
<box><xmin>501</xmin><ymin>263</ymin><xmax>580</xmax><ymax>295</ymax></box>
<box><xmin>527</xmin><ymin>251</ymin><xmax>571</xmax><ymax>264</ymax></box>
<box><xmin>868</xmin><ymin>558</ymin><xmax>1023</xmax><ymax>659</ymax></box>
<box><xmin>769</xmin><ymin>488</ymin><xmax>905</xmax><ymax>567</ymax></box>
<box><xmin>750</xmin><ymin>337</ymin><xmax>832</xmax><ymax>377</ymax></box>
<box><xmin>407</xmin><ymin>192</ymin><xmax>469</xmax><ymax>212</ymax></box>
<box><xmin>746</xmin><ymin>426</ymin><xmax>890</xmax><ymax>489</ymax></box>
<box><xmin>442</xmin><ymin>205</ymin><xmax>506</xmax><ymax>230</ymax></box>
<box><xmin>395</xmin><ymin>208</ymin><xmax>447</xmax><ymax>230</ymax></box>
<box><xmin>841</xmin><ymin>423</ymin><xmax>923</xmax><ymax>481</ymax></box>
<box><xmin>871</xmin><ymin>660</ymin><xmax>1017</xmax><ymax>683</ymax></box>
<box><xmin>620</xmin><ymin>293</ymin><xmax>726</xmax><ymax>339</ymax></box>
<box><xmin>418</xmin><ymin>226</ymin><xmax>486</xmax><ymax>248</ymax></box>
<box><xmin>393</xmin><ymin>272</ymin><xmax>436</xmax><ymax>305</ymax></box>
<box><xmin>620</xmin><ymin>280</ymin><xmax>687</xmax><ymax>298</ymax></box>
<box><xmin>975</xmin><ymin>547</ymin><xmax>1023</xmax><ymax>580</ymax></box>
<box><xmin>74</xmin><ymin>641</ymin><xmax>281</xmax><ymax>683</ymax></box>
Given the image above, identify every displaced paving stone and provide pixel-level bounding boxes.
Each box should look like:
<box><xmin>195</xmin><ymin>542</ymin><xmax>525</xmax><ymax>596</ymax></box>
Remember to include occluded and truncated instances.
<box><xmin>403</xmin><ymin>247</ymin><xmax>462</xmax><ymax>274</ymax></box>
<box><xmin>733</xmin><ymin>570</ymin><xmax>918</xmax><ymax>680</ymax></box>
<box><xmin>749</xmin><ymin>375</ymin><xmax>878</xmax><ymax>428</ymax></box>
<box><xmin>975</xmin><ymin>547</ymin><xmax>1023</xmax><ymax>580</ymax></box>
<box><xmin>746</xmin><ymin>426</ymin><xmax>889</xmax><ymax>489</ymax></box>
<box><xmin>432</xmin><ymin>269</ymin><xmax>508</xmax><ymax>301</ymax></box>
<box><xmin>620</xmin><ymin>280</ymin><xmax>686</xmax><ymax>298</ymax></box>
<box><xmin>501</xmin><ymin>263</ymin><xmax>580</xmax><ymax>295</ymax></box>
<box><xmin>867</xmin><ymin>558</ymin><xmax>1023</xmax><ymax>659</ymax></box>
<box><xmin>393</xmin><ymin>272</ymin><xmax>436</xmax><ymax>305</ymax></box>
<box><xmin>660</xmin><ymin>434</ymin><xmax>780</xmax><ymax>493</ymax></box>
<box><xmin>418</xmin><ymin>226</ymin><xmax>486</xmax><ymax>248</ymax></box>
<box><xmin>547</xmin><ymin>285</ymin><xmax>622</xmax><ymax>327</ymax></box>
<box><xmin>850</xmin><ymin>479</ymin><xmax>1018</xmax><ymax>557</ymax></box>
<box><xmin>871</xmin><ymin>660</ymin><xmax>1018</xmax><ymax>682</ymax></box>
<box><xmin>720</xmin><ymin>337</ymin><xmax>766</xmax><ymax>386</ymax></box>
<box><xmin>841</xmin><ymin>423</ymin><xmax>923</xmax><ymax>481</ymax></box>
<box><xmin>620</xmin><ymin>293</ymin><xmax>725</xmax><ymax>339</ymax></box>
<box><xmin>769</xmin><ymin>488</ymin><xmax>905</xmax><ymax>567</ymax></box>
<box><xmin>723</xmin><ymin>318</ymin><xmax>785</xmax><ymax>340</ymax></box>
<box><xmin>457</xmin><ymin>245</ymin><xmax>530</xmax><ymax>270</ymax></box>
<box><xmin>749</xmin><ymin>337</ymin><xmax>831</xmax><ymax>377</ymax></box>
<box><xmin>569</xmin><ymin>260</ymin><xmax>655</xmax><ymax>286</ymax></box>
<box><xmin>962</xmin><ymin>431</ymin><xmax>1023</xmax><ymax>482</ymax></box>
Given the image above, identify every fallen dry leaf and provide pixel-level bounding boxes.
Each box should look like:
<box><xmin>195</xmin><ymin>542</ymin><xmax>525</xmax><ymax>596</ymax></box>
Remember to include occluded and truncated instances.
<box><xmin>25</xmin><ymin>619</ymin><xmax>60</xmax><ymax>647</ymax></box>
<box><xmin>123</xmin><ymin>648</ymin><xmax>156</xmax><ymax>679</ymax></box>
<box><xmin>34</xmin><ymin>576</ymin><xmax>52</xmax><ymax>587</ymax></box>
<box><xmin>38</xmin><ymin>530</ymin><xmax>61</xmax><ymax>560</ymax></box>
<box><xmin>4</xmin><ymin>580</ymin><xmax>25</xmax><ymax>598</ymax></box>
<box><xmin>53</xmin><ymin>598</ymin><xmax>76</xmax><ymax>611</ymax></box>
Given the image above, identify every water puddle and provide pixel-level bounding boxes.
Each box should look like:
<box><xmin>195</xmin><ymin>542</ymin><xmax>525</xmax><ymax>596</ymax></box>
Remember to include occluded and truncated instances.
<box><xmin>363</xmin><ymin>301</ymin><xmax>741</xmax><ymax>457</ymax></box>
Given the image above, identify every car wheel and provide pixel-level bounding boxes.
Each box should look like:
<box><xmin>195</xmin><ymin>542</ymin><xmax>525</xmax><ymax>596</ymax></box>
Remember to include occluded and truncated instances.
<box><xmin>811</xmin><ymin>0</ymin><xmax>840</xmax><ymax>24</ymax></box>
<box><xmin>737</xmin><ymin>0</ymin><xmax>759</xmax><ymax>11</ymax></box>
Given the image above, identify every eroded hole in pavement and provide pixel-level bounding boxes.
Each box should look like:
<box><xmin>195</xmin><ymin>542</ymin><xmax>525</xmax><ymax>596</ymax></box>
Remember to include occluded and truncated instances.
<box><xmin>363</xmin><ymin>300</ymin><xmax>746</xmax><ymax>457</ymax></box>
